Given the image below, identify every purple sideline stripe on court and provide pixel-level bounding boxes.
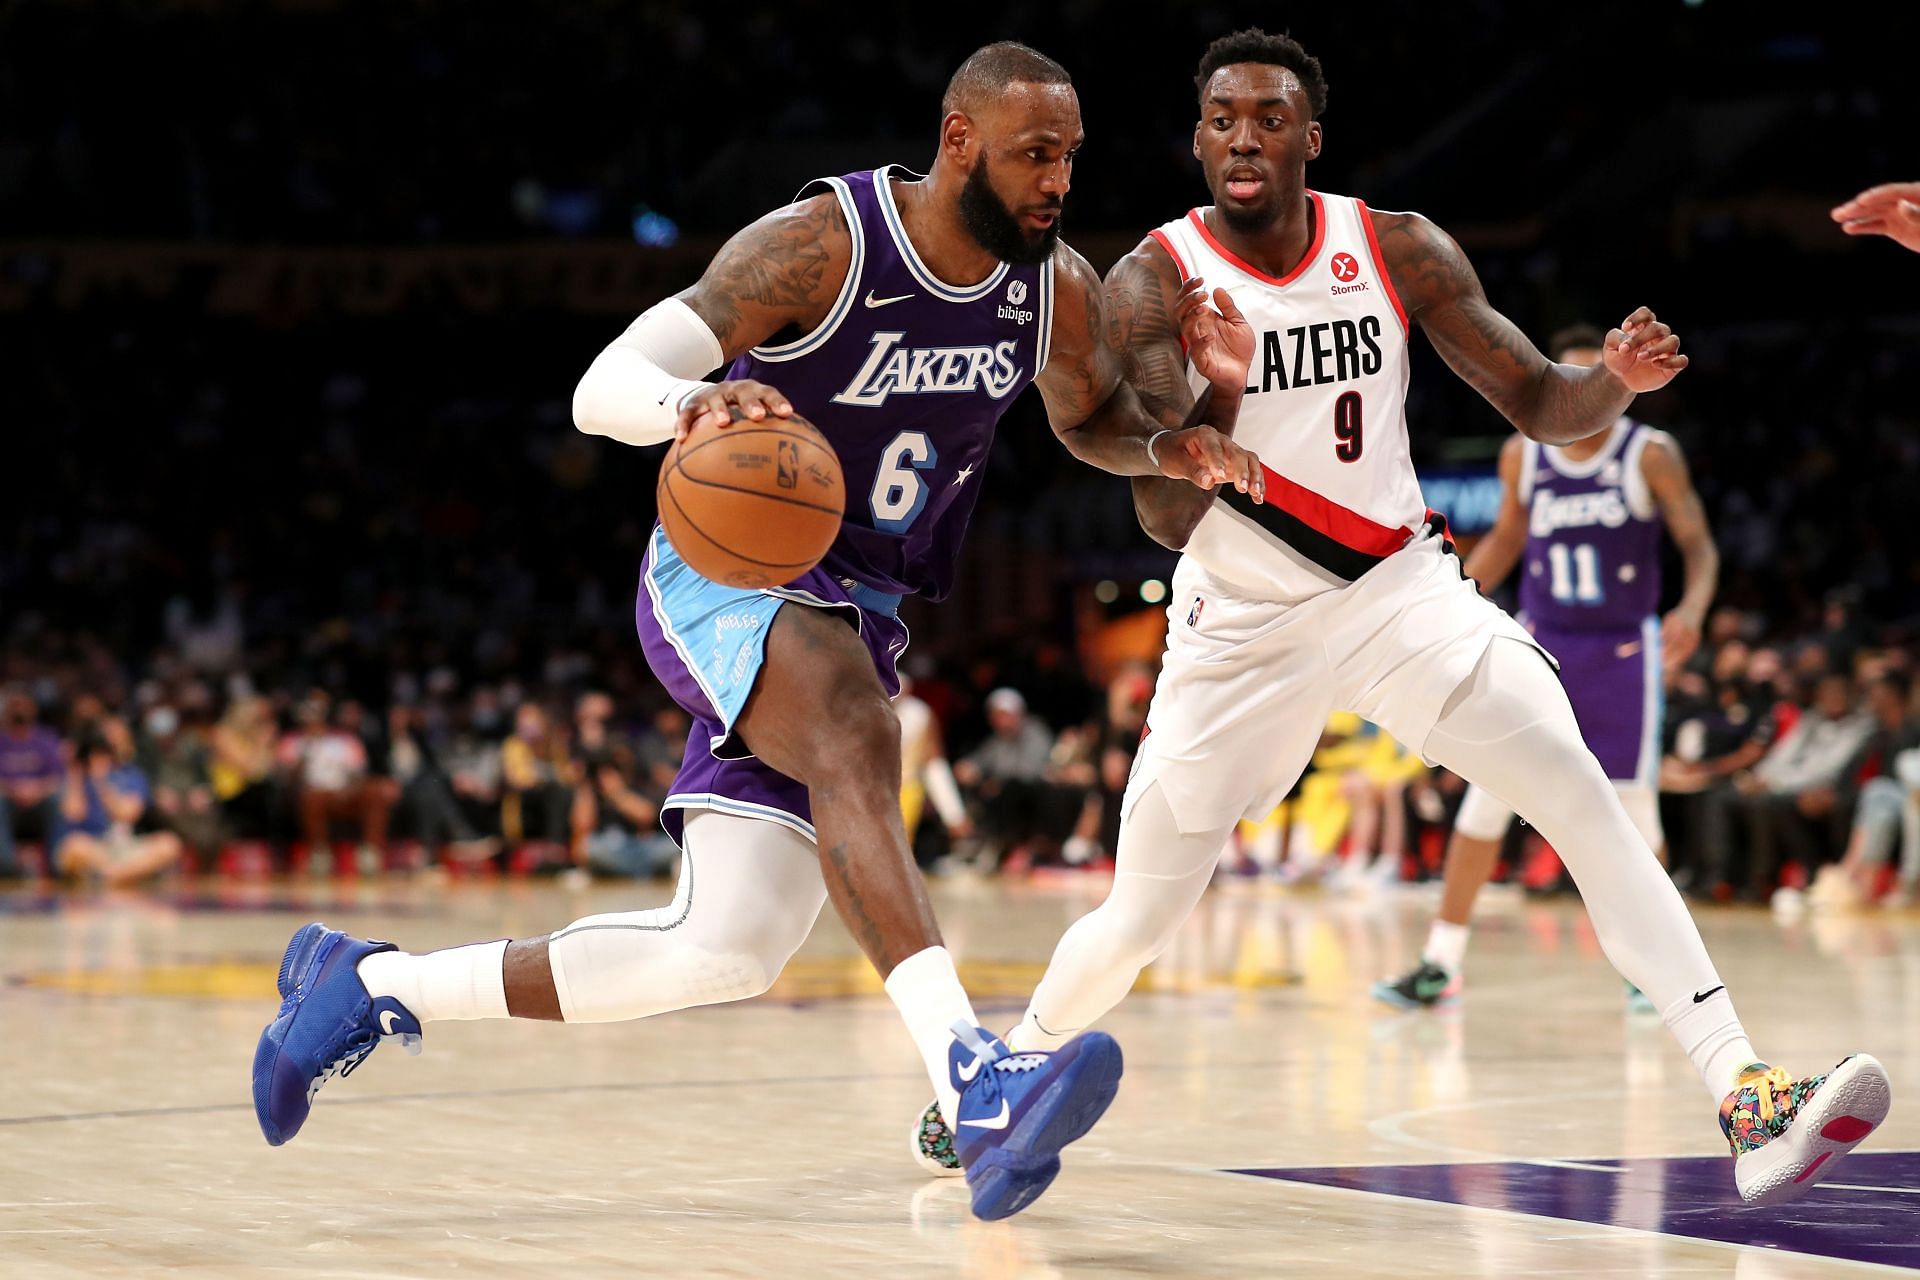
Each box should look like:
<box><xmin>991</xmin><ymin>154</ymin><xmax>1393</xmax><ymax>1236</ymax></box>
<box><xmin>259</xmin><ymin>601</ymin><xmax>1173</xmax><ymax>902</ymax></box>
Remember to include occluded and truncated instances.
<box><xmin>1228</xmin><ymin>1153</ymin><xmax>1920</xmax><ymax>1269</ymax></box>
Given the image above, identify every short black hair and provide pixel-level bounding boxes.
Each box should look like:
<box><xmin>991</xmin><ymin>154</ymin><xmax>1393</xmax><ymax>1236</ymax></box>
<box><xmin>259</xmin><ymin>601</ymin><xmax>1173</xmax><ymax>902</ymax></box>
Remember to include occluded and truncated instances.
<box><xmin>1195</xmin><ymin>28</ymin><xmax>1328</xmax><ymax>118</ymax></box>
<box><xmin>1548</xmin><ymin>323</ymin><xmax>1607</xmax><ymax>360</ymax></box>
<box><xmin>944</xmin><ymin>41</ymin><xmax>1072</xmax><ymax>117</ymax></box>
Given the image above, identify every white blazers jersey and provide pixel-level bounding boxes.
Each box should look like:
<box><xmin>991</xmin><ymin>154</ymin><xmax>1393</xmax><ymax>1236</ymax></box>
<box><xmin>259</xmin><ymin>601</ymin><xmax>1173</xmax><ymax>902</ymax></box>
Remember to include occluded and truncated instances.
<box><xmin>1151</xmin><ymin>191</ymin><xmax>1433</xmax><ymax>603</ymax></box>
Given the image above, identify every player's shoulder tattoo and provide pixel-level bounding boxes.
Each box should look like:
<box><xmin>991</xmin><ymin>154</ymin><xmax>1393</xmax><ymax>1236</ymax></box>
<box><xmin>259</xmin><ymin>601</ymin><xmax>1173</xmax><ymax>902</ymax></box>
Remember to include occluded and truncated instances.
<box><xmin>1102</xmin><ymin>237</ymin><xmax>1190</xmax><ymax>422</ymax></box>
<box><xmin>684</xmin><ymin>193</ymin><xmax>850</xmax><ymax>352</ymax></box>
<box><xmin>1367</xmin><ymin>208</ymin><xmax>1482</xmax><ymax>316</ymax></box>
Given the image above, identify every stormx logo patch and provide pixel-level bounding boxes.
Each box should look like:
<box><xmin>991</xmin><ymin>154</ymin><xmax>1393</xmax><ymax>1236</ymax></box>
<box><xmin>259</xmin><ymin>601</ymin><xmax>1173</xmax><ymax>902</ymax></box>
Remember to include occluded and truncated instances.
<box><xmin>832</xmin><ymin>332</ymin><xmax>1024</xmax><ymax>407</ymax></box>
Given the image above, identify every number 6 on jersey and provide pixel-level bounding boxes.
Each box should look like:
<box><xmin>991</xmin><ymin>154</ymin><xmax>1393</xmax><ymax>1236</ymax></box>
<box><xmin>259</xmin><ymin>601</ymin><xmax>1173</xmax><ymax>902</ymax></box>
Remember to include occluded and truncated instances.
<box><xmin>871</xmin><ymin>429</ymin><xmax>938</xmax><ymax>532</ymax></box>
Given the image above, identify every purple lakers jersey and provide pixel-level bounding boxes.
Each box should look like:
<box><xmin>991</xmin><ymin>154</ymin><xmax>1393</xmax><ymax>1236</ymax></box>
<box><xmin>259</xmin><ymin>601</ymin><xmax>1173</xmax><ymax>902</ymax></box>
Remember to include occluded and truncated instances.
<box><xmin>725</xmin><ymin>166</ymin><xmax>1054</xmax><ymax>602</ymax></box>
<box><xmin>1517</xmin><ymin>417</ymin><xmax>1664</xmax><ymax>630</ymax></box>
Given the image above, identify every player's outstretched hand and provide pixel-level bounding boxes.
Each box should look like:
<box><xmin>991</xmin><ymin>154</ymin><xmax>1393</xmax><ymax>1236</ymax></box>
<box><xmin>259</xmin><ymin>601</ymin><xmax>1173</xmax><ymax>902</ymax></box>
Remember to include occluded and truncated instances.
<box><xmin>1832</xmin><ymin>182</ymin><xmax>1920</xmax><ymax>253</ymax></box>
<box><xmin>1175</xmin><ymin>278</ymin><xmax>1253</xmax><ymax>392</ymax></box>
<box><xmin>675</xmin><ymin>380</ymin><xmax>795</xmax><ymax>439</ymax></box>
<box><xmin>1603</xmin><ymin>308</ymin><xmax>1687</xmax><ymax>393</ymax></box>
<box><xmin>1155</xmin><ymin>425</ymin><xmax>1265</xmax><ymax>503</ymax></box>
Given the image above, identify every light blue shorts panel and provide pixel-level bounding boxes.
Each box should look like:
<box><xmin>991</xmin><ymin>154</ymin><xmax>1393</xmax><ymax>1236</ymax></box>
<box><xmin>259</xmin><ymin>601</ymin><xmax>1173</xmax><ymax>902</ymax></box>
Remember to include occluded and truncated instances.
<box><xmin>637</xmin><ymin>525</ymin><xmax>787</xmax><ymax>750</ymax></box>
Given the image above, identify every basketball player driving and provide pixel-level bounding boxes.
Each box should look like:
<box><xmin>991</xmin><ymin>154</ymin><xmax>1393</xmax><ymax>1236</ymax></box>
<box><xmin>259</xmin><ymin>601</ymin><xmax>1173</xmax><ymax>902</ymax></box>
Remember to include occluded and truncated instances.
<box><xmin>254</xmin><ymin>42</ymin><xmax>1257</xmax><ymax>1223</ymax></box>
<box><xmin>910</xmin><ymin>28</ymin><xmax>1890</xmax><ymax>1206</ymax></box>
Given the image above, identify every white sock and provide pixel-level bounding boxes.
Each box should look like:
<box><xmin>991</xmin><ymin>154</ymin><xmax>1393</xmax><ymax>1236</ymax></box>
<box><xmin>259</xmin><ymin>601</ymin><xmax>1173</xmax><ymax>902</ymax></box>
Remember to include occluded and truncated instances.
<box><xmin>1422</xmin><ymin>920</ymin><xmax>1470</xmax><ymax>976</ymax></box>
<box><xmin>884</xmin><ymin>946</ymin><xmax>978</xmax><ymax>1128</ymax></box>
<box><xmin>357</xmin><ymin>941</ymin><xmax>509</xmax><ymax>1022</ymax></box>
<box><xmin>1663</xmin><ymin>988</ymin><xmax>1761</xmax><ymax>1098</ymax></box>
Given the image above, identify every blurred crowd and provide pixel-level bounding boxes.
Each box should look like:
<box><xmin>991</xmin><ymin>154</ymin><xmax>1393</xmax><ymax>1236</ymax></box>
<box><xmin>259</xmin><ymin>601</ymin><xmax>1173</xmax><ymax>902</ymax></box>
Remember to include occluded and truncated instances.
<box><xmin>5</xmin><ymin>588</ymin><xmax>1916</xmax><ymax>918</ymax></box>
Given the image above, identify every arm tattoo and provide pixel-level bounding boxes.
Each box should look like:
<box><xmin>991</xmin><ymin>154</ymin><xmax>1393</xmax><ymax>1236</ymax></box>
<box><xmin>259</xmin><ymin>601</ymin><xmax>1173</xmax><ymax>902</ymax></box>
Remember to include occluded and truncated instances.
<box><xmin>1379</xmin><ymin>211</ymin><xmax>1633</xmax><ymax>445</ymax></box>
<box><xmin>1130</xmin><ymin>390</ymin><xmax>1226</xmax><ymax>550</ymax></box>
<box><xmin>1035</xmin><ymin>247</ymin><xmax>1127</xmax><ymax>433</ymax></box>
<box><xmin>681</xmin><ymin>195</ymin><xmax>847</xmax><ymax>358</ymax></box>
<box><xmin>1104</xmin><ymin>244</ymin><xmax>1236</xmax><ymax>550</ymax></box>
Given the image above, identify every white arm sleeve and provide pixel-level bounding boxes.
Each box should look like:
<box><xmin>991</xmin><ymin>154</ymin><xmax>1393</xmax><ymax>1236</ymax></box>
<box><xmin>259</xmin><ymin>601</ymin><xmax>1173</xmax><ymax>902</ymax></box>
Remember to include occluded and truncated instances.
<box><xmin>571</xmin><ymin>297</ymin><xmax>727</xmax><ymax>447</ymax></box>
<box><xmin>923</xmin><ymin>757</ymin><xmax>968</xmax><ymax>830</ymax></box>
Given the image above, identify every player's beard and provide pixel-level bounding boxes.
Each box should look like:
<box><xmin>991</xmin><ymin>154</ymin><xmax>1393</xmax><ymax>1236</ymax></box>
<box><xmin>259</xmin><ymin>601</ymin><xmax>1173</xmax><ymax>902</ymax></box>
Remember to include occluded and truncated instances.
<box><xmin>959</xmin><ymin>159</ymin><xmax>1060</xmax><ymax>265</ymax></box>
<box><xmin>1215</xmin><ymin>198</ymin><xmax>1275</xmax><ymax>234</ymax></box>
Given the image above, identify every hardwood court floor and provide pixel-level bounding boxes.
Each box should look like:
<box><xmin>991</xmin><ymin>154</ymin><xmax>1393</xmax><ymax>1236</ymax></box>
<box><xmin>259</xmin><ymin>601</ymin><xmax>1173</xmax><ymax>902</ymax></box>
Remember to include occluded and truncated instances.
<box><xmin>2</xmin><ymin>872</ymin><xmax>1915</xmax><ymax>1278</ymax></box>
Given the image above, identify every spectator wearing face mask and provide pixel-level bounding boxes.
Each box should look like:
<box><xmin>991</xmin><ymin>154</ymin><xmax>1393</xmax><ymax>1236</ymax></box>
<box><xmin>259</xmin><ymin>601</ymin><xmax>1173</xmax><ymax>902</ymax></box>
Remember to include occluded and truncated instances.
<box><xmin>140</xmin><ymin>702</ymin><xmax>222</xmax><ymax>862</ymax></box>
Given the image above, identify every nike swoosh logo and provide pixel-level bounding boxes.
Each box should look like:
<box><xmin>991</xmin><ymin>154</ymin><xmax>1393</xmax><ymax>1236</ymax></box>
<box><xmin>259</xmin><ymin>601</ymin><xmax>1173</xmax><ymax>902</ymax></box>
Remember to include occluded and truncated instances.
<box><xmin>378</xmin><ymin>1009</ymin><xmax>403</xmax><ymax>1034</ymax></box>
<box><xmin>959</xmin><ymin>1100</ymin><xmax>1011</xmax><ymax>1130</ymax></box>
<box><xmin>864</xmin><ymin>291</ymin><xmax>913</xmax><ymax>309</ymax></box>
<box><xmin>955</xmin><ymin>1056</ymin><xmax>984</xmax><ymax>1084</ymax></box>
<box><xmin>1692</xmin><ymin>985</ymin><xmax>1725</xmax><ymax>1004</ymax></box>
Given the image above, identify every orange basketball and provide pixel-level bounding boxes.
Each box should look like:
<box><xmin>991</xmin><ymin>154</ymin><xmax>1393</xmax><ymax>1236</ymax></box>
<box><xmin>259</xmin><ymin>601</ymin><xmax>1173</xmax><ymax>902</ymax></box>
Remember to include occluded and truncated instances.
<box><xmin>657</xmin><ymin>415</ymin><xmax>845</xmax><ymax>588</ymax></box>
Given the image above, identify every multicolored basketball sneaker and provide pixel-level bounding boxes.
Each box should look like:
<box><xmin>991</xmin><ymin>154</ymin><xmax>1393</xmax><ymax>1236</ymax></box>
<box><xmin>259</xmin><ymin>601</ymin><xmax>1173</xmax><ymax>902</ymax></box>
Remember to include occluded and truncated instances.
<box><xmin>252</xmin><ymin>922</ymin><xmax>423</xmax><ymax>1146</ymax></box>
<box><xmin>910</xmin><ymin>1098</ymin><xmax>964</xmax><ymax>1177</ymax></box>
<box><xmin>945</xmin><ymin>1022</ymin><xmax>1123</xmax><ymax>1221</ymax></box>
<box><xmin>1719</xmin><ymin>1054</ymin><xmax>1891</xmax><ymax>1204</ymax></box>
<box><xmin>1371</xmin><ymin>960</ymin><xmax>1460</xmax><ymax>1008</ymax></box>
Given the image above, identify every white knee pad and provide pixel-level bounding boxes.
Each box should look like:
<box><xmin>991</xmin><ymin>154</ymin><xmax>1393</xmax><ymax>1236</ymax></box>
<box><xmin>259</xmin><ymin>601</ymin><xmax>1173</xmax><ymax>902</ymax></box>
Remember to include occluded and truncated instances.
<box><xmin>1612</xmin><ymin>782</ymin><xmax>1664</xmax><ymax>853</ymax></box>
<box><xmin>547</xmin><ymin>809</ymin><xmax>827</xmax><ymax>1023</ymax></box>
<box><xmin>1453</xmin><ymin>783</ymin><xmax>1515</xmax><ymax>843</ymax></box>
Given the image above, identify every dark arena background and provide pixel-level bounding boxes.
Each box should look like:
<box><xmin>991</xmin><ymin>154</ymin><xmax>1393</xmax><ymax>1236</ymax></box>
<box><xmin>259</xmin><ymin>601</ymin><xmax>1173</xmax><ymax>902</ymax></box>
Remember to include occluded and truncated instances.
<box><xmin>3</xmin><ymin>3</ymin><xmax>1917</xmax><ymax>1277</ymax></box>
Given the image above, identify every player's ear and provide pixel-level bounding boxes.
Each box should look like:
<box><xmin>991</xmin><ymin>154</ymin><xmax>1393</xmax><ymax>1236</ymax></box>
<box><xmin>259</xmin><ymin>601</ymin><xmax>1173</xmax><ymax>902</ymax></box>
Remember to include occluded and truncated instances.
<box><xmin>940</xmin><ymin>111</ymin><xmax>973</xmax><ymax>166</ymax></box>
<box><xmin>1305</xmin><ymin>121</ymin><xmax>1323</xmax><ymax>162</ymax></box>
<box><xmin>1192</xmin><ymin>121</ymin><xmax>1203</xmax><ymax>163</ymax></box>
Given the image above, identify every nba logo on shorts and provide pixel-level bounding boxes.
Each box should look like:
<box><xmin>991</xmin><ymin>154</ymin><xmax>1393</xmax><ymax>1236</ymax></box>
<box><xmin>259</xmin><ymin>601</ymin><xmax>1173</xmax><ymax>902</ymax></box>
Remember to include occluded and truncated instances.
<box><xmin>1187</xmin><ymin>596</ymin><xmax>1206</xmax><ymax>628</ymax></box>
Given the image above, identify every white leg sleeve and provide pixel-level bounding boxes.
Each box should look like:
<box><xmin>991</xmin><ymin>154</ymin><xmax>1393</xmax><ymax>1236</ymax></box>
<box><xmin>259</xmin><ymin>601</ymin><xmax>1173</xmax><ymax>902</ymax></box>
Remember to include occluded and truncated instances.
<box><xmin>1612</xmin><ymin>781</ymin><xmax>1665</xmax><ymax>853</ymax></box>
<box><xmin>1015</xmin><ymin>780</ymin><xmax>1234</xmax><ymax>1050</ymax></box>
<box><xmin>1452</xmin><ymin>783</ymin><xmax>1516</xmax><ymax>843</ymax></box>
<box><xmin>548</xmin><ymin>809</ymin><xmax>827</xmax><ymax>1023</ymax></box>
<box><xmin>1422</xmin><ymin>638</ymin><xmax>1757</xmax><ymax>1096</ymax></box>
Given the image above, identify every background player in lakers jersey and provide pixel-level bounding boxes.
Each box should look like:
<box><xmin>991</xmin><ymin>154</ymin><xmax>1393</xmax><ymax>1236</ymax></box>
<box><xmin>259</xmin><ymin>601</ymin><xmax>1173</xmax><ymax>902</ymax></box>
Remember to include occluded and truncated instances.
<box><xmin>1376</xmin><ymin>324</ymin><xmax>1719</xmax><ymax>1011</ymax></box>
<box><xmin>252</xmin><ymin>42</ymin><xmax>1261</xmax><ymax>1222</ymax></box>
<box><xmin>917</xmin><ymin>29</ymin><xmax>1889</xmax><ymax>1206</ymax></box>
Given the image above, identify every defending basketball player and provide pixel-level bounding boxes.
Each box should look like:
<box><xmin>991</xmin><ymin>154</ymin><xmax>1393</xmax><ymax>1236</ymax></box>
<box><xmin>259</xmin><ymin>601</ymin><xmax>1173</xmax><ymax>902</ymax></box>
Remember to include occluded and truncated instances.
<box><xmin>251</xmin><ymin>42</ymin><xmax>1264</xmax><ymax>1222</ymax></box>
<box><xmin>912</xmin><ymin>30</ymin><xmax>1891</xmax><ymax>1205</ymax></box>
<box><xmin>1373</xmin><ymin>324</ymin><xmax>1718</xmax><ymax>1013</ymax></box>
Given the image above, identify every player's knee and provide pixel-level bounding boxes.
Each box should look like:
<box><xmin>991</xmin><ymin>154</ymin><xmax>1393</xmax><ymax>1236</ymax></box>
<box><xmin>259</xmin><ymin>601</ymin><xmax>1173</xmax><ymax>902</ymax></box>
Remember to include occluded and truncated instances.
<box><xmin>806</xmin><ymin>689</ymin><xmax>900</xmax><ymax>789</ymax></box>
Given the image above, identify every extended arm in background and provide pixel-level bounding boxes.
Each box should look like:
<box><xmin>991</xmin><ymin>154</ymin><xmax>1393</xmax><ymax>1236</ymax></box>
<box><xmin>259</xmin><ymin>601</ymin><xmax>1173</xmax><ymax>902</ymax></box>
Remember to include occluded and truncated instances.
<box><xmin>1832</xmin><ymin>182</ymin><xmax>1920</xmax><ymax>253</ymax></box>
<box><xmin>571</xmin><ymin>194</ymin><xmax>851</xmax><ymax>446</ymax></box>
<box><xmin>1036</xmin><ymin>244</ymin><xmax>1261</xmax><ymax>501</ymax></box>
<box><xmin>1372</xmin><ymin>210</ymin><xmax>1687</xmax><ymax>445</ymax></box>
<box><xmin>1460</xmin><ymin>435</ymin><xmax>1529</xmax><ymax>593</ymax></box>
<box><xmin>1641</xmin><ymin>434</ymin><xmax>1719</xmax><ymax>670</ymax></box>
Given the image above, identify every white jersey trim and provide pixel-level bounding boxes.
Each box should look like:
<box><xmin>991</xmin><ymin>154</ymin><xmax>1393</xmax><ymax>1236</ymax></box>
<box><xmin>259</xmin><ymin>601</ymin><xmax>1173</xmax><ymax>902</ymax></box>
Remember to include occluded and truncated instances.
<box><xmin>1542</xmin><ymin>417</ymin><xmax>1632</xmax><ymax>477</ymax></box>
<box><xmin>873</xmin><ymin>165</ymin><xmax>1008</xmax><ymax>303</ymax></box>
<box><xmin>749</xmin><ymin>176</ymin><xmax>864</xmax><ymax>363</ymax></box>
<box><xmin>1623</xmin><ymin>426</ymin><xmax>1672</xmax><ymax>523</ymax></box>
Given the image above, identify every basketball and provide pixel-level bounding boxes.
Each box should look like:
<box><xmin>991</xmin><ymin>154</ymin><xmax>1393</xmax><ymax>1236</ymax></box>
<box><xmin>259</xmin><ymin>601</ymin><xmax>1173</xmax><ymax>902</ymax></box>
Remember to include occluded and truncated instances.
<box><xmin>656</xmin><ymin>414</ymin><xmax>846</xmax><ymax>588</ymax></box>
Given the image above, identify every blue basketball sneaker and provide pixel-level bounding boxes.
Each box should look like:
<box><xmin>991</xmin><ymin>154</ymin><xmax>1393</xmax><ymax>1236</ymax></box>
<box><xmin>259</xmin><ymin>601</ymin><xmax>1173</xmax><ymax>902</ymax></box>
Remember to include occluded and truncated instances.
<box><xmin>252</xmin><ymin>922</ymin><xmax>422</xmax><ymax>1146</ymax></box>
<box><xmin>945</xmin><ymin>1022</ymin><xmax>1123</xmax><ymax>1221</ymax></box>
